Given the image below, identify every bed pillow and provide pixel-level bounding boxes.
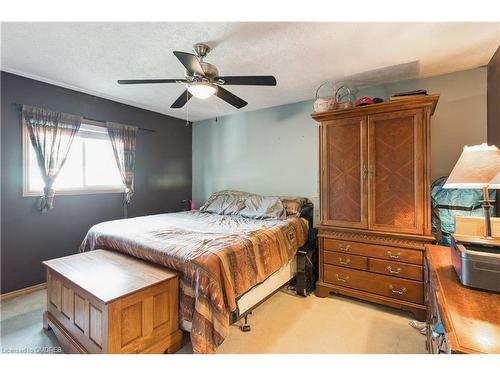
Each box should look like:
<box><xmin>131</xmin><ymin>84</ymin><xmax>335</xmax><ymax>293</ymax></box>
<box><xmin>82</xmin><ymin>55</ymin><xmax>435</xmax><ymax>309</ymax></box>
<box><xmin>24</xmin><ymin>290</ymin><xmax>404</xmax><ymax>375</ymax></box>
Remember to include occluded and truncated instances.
<box><xmin>280</xmin><ymin>197</ymin><xmax>311</xmax><ymax>216</ymax></box>
<box><xmin>200</xmin><ymin>190</ymin><xmax>249</xmax><ymax>215</ymax></box>
<box><xmin>239</xmin><ymin>195</ymin><xmax>286</xmax><ymax>220</ymax></box>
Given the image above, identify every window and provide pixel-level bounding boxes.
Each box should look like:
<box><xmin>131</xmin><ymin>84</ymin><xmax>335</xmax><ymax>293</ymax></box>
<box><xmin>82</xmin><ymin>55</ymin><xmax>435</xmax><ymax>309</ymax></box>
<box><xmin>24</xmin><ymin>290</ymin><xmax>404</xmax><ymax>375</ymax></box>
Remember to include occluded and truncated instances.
<box><xmin>23</xmin><ymin>121</ymin><xmax>125</xmax><ymax>196</ymax></box>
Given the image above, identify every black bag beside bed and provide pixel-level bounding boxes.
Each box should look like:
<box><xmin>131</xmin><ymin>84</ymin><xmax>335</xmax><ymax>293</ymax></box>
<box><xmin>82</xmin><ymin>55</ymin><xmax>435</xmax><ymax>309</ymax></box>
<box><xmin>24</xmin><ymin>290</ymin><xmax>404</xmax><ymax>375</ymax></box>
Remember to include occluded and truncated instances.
<box><xmin>295</xmin><ymin>203</ymin><xmax>317</xmax><ymax>296</ymax></box>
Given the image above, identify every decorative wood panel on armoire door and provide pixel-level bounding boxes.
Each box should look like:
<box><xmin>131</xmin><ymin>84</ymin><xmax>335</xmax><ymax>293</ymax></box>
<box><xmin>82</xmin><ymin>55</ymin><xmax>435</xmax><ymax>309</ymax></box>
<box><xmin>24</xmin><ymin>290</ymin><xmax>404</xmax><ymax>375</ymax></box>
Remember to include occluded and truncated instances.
<box><xmin>321</xmin><ymin>116</ymin><xmax>367</xmax><ymax>229</ymax></box>
<box><xmin>313</xmin><ymin>95</ymin><xmax>439</xmax><ymax>321</ymax></box>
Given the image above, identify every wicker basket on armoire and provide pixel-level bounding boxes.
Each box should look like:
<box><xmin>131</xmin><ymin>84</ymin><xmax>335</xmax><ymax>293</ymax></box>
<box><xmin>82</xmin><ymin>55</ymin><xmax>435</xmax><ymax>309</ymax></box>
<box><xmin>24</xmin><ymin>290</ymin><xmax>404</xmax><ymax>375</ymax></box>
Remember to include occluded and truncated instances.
<box><xmin>312</xmin><ymin>94</ymin><xmax>440</xmax><ymax>321</ymax></box>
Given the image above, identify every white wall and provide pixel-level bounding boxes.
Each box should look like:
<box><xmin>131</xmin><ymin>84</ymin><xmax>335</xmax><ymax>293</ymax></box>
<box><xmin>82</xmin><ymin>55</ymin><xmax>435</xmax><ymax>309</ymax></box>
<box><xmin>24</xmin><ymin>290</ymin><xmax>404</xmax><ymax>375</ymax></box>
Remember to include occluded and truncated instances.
<box><xmin>193</xmin><ymin>68</ymin><xmax>487</xmax><ymax>207</ymax></box>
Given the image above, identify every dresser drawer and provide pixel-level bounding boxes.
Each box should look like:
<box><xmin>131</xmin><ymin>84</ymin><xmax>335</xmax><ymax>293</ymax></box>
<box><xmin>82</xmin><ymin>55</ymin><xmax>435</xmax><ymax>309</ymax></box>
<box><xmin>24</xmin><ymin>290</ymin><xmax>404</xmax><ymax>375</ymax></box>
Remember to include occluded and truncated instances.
<box><xmin>324</xmin><ymin>264</ymin><xmax>423</xmax><ymax>304</ymax></box>
<box><xmin>369</xmin><ymin>258</ymin><xmax>423</xmax><ymax>281</ymax></box>
<box><xmin>323</xmin><ymin>251</ymin><xmax>368</xmax><ymax>270</ymax></box>
<box><xmin>323</xmin><ymin>238</ymin><xmax>422</xmax><ymax>265</ymax></box>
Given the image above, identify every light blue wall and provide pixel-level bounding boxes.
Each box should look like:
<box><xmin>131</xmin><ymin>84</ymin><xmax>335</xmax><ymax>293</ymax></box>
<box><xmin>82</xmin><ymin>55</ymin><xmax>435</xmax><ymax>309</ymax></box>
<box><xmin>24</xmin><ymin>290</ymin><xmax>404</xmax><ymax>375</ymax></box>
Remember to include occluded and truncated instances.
<box><xmin>192</xmin><ymin>100</ymin><xmax>318</xmax><ymax>206</ymax></box>
<box><xmin>192</xmin><ymin>68</ymin><xmax>487</xmax><ymax>207</ymax></box>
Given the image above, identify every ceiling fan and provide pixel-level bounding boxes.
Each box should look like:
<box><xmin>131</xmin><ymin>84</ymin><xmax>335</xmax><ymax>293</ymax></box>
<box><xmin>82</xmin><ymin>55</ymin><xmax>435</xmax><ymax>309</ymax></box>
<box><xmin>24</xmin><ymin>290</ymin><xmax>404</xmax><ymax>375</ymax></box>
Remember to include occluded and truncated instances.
<box><xmin>117</xmin><ymin>43</ymin><xmax>277</xmax><ymax>109</ymax></box>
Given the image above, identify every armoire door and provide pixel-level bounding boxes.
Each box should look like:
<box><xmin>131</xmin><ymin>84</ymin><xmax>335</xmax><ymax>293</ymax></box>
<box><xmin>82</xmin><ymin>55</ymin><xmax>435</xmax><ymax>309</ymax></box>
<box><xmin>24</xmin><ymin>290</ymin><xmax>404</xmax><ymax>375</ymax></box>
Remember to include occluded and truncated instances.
<box><xmin>367</xmin><ymin>109</ymin><xmax>424</xmax><ymax>234</ymax></box>
<box><xmin>321</xmin><ymin>116</ymin><xmax>367</xmax><ymax>228</ymax></box>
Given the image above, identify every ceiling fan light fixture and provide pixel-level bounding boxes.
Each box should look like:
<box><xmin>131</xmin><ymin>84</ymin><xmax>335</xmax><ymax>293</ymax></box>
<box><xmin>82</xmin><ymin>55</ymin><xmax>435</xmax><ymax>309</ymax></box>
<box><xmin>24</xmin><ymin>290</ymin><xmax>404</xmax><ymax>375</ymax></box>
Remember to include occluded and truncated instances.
<box><xmin>118</xmin><ymin>45</ymin><xmax>276</xmax><ymax>109</ymax></box>
<box><xmin>186</xmin><ymin>82</ymin><xmax>217</xmax><ymax>99</ymax></box>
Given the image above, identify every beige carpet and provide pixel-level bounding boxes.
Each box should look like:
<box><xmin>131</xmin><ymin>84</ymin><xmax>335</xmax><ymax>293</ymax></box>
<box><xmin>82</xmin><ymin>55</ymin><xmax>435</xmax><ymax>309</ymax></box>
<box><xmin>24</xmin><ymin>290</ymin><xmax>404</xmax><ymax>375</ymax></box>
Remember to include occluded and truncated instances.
<box><xmin>1</xmin><ymin>288</ymin><xmax>427</xmax><ymax>354</ymax></box>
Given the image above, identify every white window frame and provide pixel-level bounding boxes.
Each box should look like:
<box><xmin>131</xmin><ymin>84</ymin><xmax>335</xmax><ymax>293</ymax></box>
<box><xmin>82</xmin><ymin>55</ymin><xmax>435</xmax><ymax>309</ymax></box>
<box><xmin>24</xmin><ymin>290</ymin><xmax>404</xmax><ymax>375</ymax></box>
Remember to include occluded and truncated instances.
<box><xmin>22</xmin><ymin>119</ymin><xmax>126</xmax><ymax>197</ymax></box>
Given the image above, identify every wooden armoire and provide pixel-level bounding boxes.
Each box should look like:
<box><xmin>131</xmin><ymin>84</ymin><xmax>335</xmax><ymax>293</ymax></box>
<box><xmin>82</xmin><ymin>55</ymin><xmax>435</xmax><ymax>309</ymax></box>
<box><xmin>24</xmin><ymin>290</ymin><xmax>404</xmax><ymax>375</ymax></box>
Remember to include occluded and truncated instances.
<box><xmin>312</xmin><ymin>94</ymin><xmax>439</xmax><ymax>320</ymax></box>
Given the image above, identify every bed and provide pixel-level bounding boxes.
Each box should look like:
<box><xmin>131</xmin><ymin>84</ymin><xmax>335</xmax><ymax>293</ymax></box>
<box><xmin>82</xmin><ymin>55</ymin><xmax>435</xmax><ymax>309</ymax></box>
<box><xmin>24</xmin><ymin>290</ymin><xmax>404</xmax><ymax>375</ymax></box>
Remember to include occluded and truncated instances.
<box><xmin>79</xmin><ymin>190</ymin><xmax>314</xmax><ymax>353</ymax></box>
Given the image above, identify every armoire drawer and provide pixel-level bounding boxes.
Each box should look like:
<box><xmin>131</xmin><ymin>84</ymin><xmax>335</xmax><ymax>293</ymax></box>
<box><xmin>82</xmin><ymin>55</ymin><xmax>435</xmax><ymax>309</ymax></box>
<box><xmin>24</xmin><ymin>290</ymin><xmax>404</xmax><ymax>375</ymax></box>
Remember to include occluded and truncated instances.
<box><xmin>323</xmin><ymin>238</ymin><xmax>422</xmax><ymax>265</ymax></box>
<box><xmin>323</xmin><ymin>264</ymin><xmax>423</xmax><ymax>304</ymax></box>
<box><xmin>368</xmin><ymin>258</ymin><xmax>423</xmax><ymax>281</ymax></box>
<box><xmin>323</xmin><ymin>251</ymin><xmax>368</xmax><ymax>271</ymax></box>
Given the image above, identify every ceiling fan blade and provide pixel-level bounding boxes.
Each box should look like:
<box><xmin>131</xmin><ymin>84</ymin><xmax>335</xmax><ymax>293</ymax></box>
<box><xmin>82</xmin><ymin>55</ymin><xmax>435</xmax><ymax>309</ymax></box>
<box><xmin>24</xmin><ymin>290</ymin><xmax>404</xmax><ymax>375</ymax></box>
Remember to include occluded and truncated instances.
<box><xmin>173</xmin><ymin>51</ymin><xmax>205</xmax><ymax>76</ymax></box>
<box><xmin>216</xmin><ymin>86</ymin><xmax>248</xmax><ymax>109</ymax></box>
<box><xmin>117</xmin><ymin>79</ymin><xmax>186</xmax><ymax>84</ymax></box>
<box><xmin>170</xmin><ymin>90</ymin><xmax>193</xmax><ymax>109</ymax></box>
<box><xmin>216</xmin><ymin>76</ymin><xmax>277</xmax><ymax>86</ymax></box>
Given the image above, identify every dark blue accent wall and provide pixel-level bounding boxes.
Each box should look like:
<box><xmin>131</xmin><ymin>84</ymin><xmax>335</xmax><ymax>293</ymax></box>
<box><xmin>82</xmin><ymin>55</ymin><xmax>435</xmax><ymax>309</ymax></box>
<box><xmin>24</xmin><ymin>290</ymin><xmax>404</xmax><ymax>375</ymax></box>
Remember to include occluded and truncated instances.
<box><xmin>0</xmin><ymin>72</ymin><xmax>192</xmax><ymax>293</ymax></box>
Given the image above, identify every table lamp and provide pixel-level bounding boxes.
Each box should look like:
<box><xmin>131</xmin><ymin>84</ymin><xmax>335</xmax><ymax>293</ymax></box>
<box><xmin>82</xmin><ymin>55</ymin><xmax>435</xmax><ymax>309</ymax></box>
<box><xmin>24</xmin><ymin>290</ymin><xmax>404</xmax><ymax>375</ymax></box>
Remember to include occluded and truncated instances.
<box><xmin>444</xmin><ymin>143</ymin><xmax>500</xmax><ymax>239</ymax></box>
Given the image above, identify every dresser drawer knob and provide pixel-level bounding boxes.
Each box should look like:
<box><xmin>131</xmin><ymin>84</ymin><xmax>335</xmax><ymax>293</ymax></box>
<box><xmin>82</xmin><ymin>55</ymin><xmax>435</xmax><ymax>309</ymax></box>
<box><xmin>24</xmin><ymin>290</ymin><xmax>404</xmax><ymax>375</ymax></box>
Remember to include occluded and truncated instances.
<box><xmin>338</xmin><ymin>257</ymin><xmax>351</xmax><ymax>265</ymax></box>
<box><xmin>386</xmin><ymin>265</ymin><xmax>402</xmax><ymax>274</ymax></box>
<box><xmin>386</xmin><ymin>251</ymin><xmax>401</xmax><ymax>259</ymax></box>
<box><xmin>335</xmin><ymin>274</ymin><xmax>350</xmax><ymax>283</ymax></box>
<box><xmin>338</xmin><ymin>244</ymin><xmax>351</xmax><ymax>252</ymax></box>
<box><xmin>388</xmin><ymin>285</ymin><xmax>407</xmax><ymax>295</ymax></box>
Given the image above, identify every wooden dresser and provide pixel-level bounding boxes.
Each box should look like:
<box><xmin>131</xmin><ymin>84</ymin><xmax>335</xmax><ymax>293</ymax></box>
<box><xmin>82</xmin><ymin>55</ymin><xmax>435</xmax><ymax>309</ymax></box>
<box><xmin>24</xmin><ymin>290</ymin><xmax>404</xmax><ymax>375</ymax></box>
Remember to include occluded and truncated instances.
<box><xmin>425</xmin><ymin>245</ymin><xmax>500</xmax><ymax>354</ymax></box>
<box><xmin>312</xmin><ymin>95</ymin><xmax>440</xmax><ymax>320</ymax></box>
<box><xmin>43</xmin><ymin>250</ymin><xmax>183</xmax><ymax>354</ymax></box>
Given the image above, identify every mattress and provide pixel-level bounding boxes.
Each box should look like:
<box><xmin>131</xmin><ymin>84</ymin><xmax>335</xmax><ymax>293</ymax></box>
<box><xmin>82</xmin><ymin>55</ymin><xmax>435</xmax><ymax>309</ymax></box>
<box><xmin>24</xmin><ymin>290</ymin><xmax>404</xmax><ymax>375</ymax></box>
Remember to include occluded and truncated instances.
<box><xmin>237</xmin><ymin>255</ymin><xmax>297</xmax><ymax>315</ymax></box>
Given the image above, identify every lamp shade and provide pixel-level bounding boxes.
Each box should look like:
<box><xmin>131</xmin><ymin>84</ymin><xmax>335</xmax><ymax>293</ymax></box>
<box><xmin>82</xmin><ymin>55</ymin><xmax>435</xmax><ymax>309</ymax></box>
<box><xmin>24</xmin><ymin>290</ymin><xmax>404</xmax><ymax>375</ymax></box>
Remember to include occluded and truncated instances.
<box><xmin>443</xmin><ymin>143</ymin><xmax>500</xmax><ymax>189</ymax></box>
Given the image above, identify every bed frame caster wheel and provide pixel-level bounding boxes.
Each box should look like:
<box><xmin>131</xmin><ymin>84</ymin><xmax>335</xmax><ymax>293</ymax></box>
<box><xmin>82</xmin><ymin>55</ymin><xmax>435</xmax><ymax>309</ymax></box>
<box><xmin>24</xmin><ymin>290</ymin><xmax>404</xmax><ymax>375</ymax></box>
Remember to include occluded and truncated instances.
<box><xmin>240</xmin><ymin>314</ymin><xmax>251</xmax><ymax>332</ymax></box>
<box><xmin>240</xmin><ymin>324</ymin><xmax>251</xmax><ymax>332</ymax></box>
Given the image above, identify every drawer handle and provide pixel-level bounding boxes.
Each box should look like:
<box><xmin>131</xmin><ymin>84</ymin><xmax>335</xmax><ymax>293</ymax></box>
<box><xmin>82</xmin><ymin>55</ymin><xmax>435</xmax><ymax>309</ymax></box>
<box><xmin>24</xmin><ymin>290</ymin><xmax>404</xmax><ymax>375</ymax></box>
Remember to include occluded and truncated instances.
<box><xmin>387</xmin><ymin>251</ymin><xmax>401</xmax><ymax>259</ymax></box>
<box><xmin>388</xmin><ymin>285</ymin><xmax>407</xmax><ymax>295</ymax></box>
<box><xmin>386</xmin><ymin>265</ymin><xmax>402</xmax><ymax>274</ymax></box>
<box><xmin>335</xmin><ymin>274</ymin><xmax>350</xmax><ymax>283</ymax></box>
<box><xmin>338</xmin><ymin>257</ymin><xmax>351</xmax><ymax>265</ymax></box>
<box><xmin>338</xmin><ymin>244</ymin><xmax>351</xmax><ymax>252</ymax></box>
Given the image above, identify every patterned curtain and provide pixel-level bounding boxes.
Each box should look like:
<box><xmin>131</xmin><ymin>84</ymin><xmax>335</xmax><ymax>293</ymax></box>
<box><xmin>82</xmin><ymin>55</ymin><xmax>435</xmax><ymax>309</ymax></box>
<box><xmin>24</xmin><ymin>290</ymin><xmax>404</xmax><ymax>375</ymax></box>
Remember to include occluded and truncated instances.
<box><xmin>106</xmin><ymin>122</ymin><xmax>138</xmax><ymax>214</ymax></box>
<box><xmin>22</xmin><ymin>105</ymin><xmax>82</xmax><ymax>212</ymax></box>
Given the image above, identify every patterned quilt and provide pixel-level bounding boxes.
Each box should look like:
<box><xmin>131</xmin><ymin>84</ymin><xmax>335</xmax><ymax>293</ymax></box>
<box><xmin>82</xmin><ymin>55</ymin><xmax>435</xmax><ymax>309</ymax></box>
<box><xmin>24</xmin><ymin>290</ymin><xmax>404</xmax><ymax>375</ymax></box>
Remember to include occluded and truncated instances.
<box><xmin>79</xmin><ymin>210</ymin><xmax>308</xmax><ymax>353</ymax></box>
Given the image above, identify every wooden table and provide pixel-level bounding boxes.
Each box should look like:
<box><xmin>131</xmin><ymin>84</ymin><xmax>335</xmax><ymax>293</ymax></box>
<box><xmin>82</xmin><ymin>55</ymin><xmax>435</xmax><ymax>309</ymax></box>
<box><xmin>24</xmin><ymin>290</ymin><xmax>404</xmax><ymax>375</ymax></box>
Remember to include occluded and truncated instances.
<box><xmin>43</xmin><ymin>250</ymin><xmax>182</xmax><ymax>354</ymax></box>
<box><xmin>424</xmin><ymin>245</ymin><xmax>500</xmax><ymax>354</ymax></box>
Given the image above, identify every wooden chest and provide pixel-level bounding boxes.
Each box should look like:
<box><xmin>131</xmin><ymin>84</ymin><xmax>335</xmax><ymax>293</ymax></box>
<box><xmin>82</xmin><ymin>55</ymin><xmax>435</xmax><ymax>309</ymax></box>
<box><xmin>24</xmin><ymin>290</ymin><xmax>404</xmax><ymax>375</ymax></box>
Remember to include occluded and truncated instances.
<box><xmin>312</xmin><ymin>95</ymin><xmax>440</xmax><ymax>320</ymax></box>
<box><xmin>43</xmin><ymin>250</ymin><xmax>183</xmax><ymax>354</ymax></box>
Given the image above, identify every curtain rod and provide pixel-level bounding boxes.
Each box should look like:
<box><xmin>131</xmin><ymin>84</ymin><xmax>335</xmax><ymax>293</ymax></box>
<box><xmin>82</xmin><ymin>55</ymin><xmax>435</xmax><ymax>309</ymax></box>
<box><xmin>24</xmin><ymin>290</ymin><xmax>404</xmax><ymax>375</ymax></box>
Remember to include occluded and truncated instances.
<box><xmin>84</xmin><ymin>117</ymin><xmax>156</xmax><ymax>133</ymax></box>
<box><xmin>14</xmin><ymin>103</ymin><xmax>156</xmax><ymax>133</ymax></box>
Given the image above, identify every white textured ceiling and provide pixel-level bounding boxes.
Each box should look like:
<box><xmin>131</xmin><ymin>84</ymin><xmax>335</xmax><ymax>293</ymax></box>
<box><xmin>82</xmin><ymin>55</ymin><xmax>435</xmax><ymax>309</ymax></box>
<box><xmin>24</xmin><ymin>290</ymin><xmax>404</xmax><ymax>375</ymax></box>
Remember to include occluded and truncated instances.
<box><xmin>1</xmin><ymin>22</ymin><xmax>499</xmax><ymax>122</ymax></box>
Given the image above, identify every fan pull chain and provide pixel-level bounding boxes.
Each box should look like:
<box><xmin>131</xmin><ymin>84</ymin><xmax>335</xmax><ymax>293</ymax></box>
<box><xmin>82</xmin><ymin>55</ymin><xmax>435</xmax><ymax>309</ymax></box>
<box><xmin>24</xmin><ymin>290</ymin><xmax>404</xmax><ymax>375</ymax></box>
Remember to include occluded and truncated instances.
<box><xmin>214</xmin><ymin>91</ymin><xmax>222</xmax><ymax>125</ymax></box>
